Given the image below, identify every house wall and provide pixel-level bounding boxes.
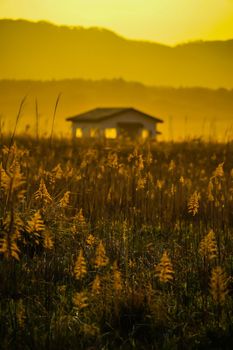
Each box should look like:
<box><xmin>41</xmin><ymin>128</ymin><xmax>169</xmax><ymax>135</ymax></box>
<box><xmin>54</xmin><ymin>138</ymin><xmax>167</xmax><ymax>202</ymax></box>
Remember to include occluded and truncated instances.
<box><xmin>72</xmin><ymin>110</ymin><xmax>159</xmax><ymax>138</ymax></box>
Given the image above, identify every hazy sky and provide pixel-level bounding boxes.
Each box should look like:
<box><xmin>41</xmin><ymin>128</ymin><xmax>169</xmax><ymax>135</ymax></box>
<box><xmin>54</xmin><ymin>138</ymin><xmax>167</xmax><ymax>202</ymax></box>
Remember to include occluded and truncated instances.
<box><xmin>1</xmin><ymin>0</ymin><xmax>233</xmax><ymax>44</ymax></box>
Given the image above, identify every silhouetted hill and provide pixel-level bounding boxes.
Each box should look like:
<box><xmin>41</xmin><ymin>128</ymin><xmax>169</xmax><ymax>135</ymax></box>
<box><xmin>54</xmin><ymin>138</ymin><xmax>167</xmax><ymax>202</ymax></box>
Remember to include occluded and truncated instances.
<box><xmin>0</xmin><ymin>79</ymin><xmax>233</xmax><ymax>140</ymax></box>
<box><xmin>1</xmin><ymin>19</ymin><xmax>233</xmax><ymax>88</ymax></box>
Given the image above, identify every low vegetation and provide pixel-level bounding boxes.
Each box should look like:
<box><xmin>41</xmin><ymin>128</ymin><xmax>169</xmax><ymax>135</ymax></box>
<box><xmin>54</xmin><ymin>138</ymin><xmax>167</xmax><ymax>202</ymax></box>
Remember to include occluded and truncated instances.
<box><xmin>0</xmin><ymin>136</ymin><xmax>233</xmax><ymax>349</ymax></box>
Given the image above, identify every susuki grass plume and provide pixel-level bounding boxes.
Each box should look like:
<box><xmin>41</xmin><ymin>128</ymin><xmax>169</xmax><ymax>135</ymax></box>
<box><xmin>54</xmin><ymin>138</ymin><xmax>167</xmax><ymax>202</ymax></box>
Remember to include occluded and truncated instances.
<box><xmin>188</xmin><ymin>190</ymin><xmax>200</xmax><ymax>216</ymax></box>
<box><xmin>199</xmin><ymin>229</ymin><xmax>217</xmax><ymax>261</ymax></box>
<box><xmin>210</xmin><ymin>266</ymin><xmax>229</xmax><ymax>305</ymax></box>
<box><xmin>155</xmin><ymin>250</ymin><xmax>174</xmax><ymax>283</ymax></box>
<box><xmin>74</xmin><ymin>249</ymin><xmax>87</xmax><ymax>279</ymax></box>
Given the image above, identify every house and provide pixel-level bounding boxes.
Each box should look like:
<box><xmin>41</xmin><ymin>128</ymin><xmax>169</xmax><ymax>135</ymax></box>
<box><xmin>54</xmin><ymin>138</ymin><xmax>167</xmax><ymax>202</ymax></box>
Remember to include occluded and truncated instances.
<box><xmin>66</xmin><ymin>107</ymin><xmax>163</xmax><ymax>139</ymax></box>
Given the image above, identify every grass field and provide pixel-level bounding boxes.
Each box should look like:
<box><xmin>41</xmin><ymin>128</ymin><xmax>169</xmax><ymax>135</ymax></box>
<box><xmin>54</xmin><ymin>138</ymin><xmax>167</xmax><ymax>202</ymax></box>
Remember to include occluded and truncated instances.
<box><xmin>0</xmin><ymin>136</ymin><xmax>233</xmax><ymax>349</ymax></box>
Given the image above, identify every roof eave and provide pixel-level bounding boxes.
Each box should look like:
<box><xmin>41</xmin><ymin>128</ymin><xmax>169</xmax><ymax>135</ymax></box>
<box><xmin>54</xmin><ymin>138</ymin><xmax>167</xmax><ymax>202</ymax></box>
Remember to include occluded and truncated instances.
<box><xmin>67</xmin><ymin>116</ymin><xmax>164</xmax><ymax>123</ymax></box>
<box><xmin>67</xmin><ymin>118</ymin><xmax>102</xmax><ymax>123</ymax></box>
<box><xmin>66</xmin><ymin>108</ymin><xmax>164</xmax><ymax>123</ymax></box>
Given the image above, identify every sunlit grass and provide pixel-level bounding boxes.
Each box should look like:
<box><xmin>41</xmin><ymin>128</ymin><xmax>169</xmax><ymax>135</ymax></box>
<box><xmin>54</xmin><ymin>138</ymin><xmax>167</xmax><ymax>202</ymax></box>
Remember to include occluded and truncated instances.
<box><xmin>0</xmin><ymin>136</ymin><xmax>233</xmax><ymax>349</ymax></box>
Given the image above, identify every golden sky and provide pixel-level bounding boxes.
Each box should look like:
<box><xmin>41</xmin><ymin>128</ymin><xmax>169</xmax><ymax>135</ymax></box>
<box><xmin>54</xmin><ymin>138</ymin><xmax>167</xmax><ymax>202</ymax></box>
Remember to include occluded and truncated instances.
<box><xmin>1</xmin><ymin>0</ymin><xmax>233</xmax><ymax>44</ymax></box>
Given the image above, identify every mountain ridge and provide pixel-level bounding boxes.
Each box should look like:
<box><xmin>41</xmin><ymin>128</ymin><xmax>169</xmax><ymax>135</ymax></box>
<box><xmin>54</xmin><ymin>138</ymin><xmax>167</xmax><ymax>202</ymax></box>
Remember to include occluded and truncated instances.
<box><xmin>2</xmin><ymin>18</ymin><xmax>233</xmax><ymax>47</ymax></box>
<box><xmin>1</xmin><ymin>19</ymin><xmax>233</xmax><ymax>88</ymax></box>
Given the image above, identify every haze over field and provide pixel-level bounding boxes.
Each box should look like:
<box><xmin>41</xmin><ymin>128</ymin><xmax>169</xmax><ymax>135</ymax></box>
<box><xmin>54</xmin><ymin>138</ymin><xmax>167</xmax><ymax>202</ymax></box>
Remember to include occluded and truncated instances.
<box><xmin>1</xmin><ymin>79</ymin><xmax>233</xmax><ymax>140</ymax></box>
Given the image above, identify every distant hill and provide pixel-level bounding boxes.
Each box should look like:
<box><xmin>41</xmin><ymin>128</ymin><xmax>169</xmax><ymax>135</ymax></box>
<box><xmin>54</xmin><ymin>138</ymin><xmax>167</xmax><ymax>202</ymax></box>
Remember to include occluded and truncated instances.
<box><xmin>1</xmin><ymin>19</ymin><xmax>233</xmax><ymax>88</ymax></box>
<box><xmin>0</xmin><ymin>79</ymin><xmax>233</xmax><ymax>140</ymax></box>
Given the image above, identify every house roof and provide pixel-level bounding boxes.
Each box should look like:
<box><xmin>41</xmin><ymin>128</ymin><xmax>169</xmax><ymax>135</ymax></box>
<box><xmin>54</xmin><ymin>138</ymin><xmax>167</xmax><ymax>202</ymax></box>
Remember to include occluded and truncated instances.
<box><xmin>66</xmin><ymin>107</ymin><xmax>163</xmax><ymax>123</ymax></box>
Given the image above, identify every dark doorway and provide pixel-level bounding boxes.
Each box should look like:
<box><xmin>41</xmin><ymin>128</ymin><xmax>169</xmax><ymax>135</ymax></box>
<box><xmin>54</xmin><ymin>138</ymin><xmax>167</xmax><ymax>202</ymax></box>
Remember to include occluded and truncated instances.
<box><xmin>117</xmin><ymin>122</ymin><xmax>143</xmax><ymax>139</ymax></box>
